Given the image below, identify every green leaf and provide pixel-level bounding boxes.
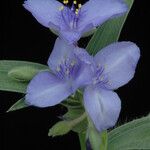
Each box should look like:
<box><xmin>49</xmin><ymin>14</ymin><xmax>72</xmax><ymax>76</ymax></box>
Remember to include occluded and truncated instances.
<box><xmin>7</xmin><ymin>97</ymin><xmax>27</xmax><ymax>112</ymax></box>
<box><xmin>0</xmin><ymin>60</ymin><xmax>48</xmax><ymax>93</ymax></box>
<box><xmin>86</xmin><ymin>0</ymin><xmax>134</xmax><ymax>55</ymax></box>
<box><xmin>108</xmin><ymin>115</ymin><xmax>150</xmax><ymax>150</ymax></box>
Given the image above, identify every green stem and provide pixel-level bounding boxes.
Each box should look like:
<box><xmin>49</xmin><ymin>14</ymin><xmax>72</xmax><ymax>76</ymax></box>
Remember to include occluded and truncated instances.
<box><xmin>72</xmin><ymin>113</ymin><xmax>87</xmax><ymax>150</ymax></box>
<box><xmin>79</xmin><ymin>132</ymin><xmax>86</xmax><ymax>150</ymax></box>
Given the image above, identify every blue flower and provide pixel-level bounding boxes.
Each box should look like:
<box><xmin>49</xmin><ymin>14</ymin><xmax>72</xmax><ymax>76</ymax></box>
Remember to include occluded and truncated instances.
<box><xmin>23</xmin><ymin>0</ymin><xmax>128</xmax><ymax>43</ymax></box>
<box><xmin>26</xmin><ymin>39</ymin><xmax>140</xmax><ymax>132</ymax></box>
<box><xmin>83</xmin><ymin>42</ymin><xmax>140</xmax><ymax>131</ymax></box>
<box><xmin>25</xmin><ymin>38</ymin><xmax>93</xmax><ymax>107</ymax></box>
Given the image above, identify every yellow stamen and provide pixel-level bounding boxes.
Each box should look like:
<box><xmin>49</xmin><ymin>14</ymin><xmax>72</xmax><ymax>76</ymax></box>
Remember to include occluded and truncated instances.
<box><xmin>59</xmin><ymin>6</ymin><xmax>64</xmax><ymax>11</ymax></box>
<box><xmin>75</xmin><ymin>9</ymin><xmax>79</xmax><ymax>15</ymax></box>
<box><xmin>78</xmin><ymin>4</ymin><xmax>82</xmax><ymax>9</ymax></box>
<box><xmin>63</xmin><ymin>0</ymin><xmax>68</xmax><ymax>4</ymax></box>
<box><xmin>73</xmin><ymin>0</ymin><xmax>77</xmax><ymax>4</ymax></box>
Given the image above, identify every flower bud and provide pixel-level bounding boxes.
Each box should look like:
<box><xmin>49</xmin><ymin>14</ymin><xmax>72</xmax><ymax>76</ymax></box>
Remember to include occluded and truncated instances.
<box><xmin>8</xmin><ymin>66</ymin><xmax>39</xmax><ymax>82</ymax></box>
<box><xmin>48</xmin><ymin>121</ymin><xmax>72</xmax><ymax>137</ymax></box>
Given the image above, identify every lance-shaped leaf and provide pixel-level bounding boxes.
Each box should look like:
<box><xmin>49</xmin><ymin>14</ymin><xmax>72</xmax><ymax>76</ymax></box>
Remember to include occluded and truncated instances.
<box><xmin>7</xmin><ymin>97</ymin><xmax>27</xmax><ymax>112</ymax></box>
<box><xmin>108</xmin><ymin>115</ymin><xmax>150</xmax><ymax>150</ymax></box>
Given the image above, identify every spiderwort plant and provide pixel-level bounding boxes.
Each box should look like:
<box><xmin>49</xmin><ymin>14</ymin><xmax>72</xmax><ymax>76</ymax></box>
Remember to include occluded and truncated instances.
<box><xmin>26</xmin><ymin>38</ymin><xmax>140</xmax><ymax>132</ymax></box>
<box><xmin>23</xmin><ymin>0</ymin><xmax>128</xmax><ymax>43</ymax></box>
<box><xmin>0</xmin><ymin>0</ymin><xmax>148</xmax><ymax>148</ymax></box>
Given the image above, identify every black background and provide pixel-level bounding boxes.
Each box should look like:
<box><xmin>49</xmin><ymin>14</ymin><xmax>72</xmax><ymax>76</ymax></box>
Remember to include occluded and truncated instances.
<box><xmin>0</xmin><ymin>0</ymin><xmax>149</xmax><ymax>149</ymax></box>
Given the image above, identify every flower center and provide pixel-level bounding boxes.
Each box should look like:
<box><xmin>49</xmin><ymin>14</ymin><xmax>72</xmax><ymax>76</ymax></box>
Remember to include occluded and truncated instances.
<box><xmin>55</xmin><ymin>58</ymin><xmax>79</xmax><ymax>80</ymax></box>
<box><xmin>92</xmin><ymin>64</ymin><xmax>109</xmax><ymax>87</ymax></box>
<box><xmin>58</xmin><ymin>0</ymin><xmax>82</xmax><ymax>29</ymax></box>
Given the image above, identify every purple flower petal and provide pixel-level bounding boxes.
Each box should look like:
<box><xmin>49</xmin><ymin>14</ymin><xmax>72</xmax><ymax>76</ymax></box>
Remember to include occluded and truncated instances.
<box><xmin>48</xmin><ymin>38</ymin><xmax>75</xmax><ymax>71</ymax></box>
<box><xmin>74</xmin><ymin>47</ymin><xmax>94</xmax><ymax>65</ymax></box>
<box><xmin>26</xmin><ymin>71</ymin><xmax>73</xmax><ymax>107</ymax></box>
<box><xmin>59</xmin><ymin>30</ymin><xmax>81</xmax><ymax>44</ymax></box>
<box><xmin>80</xmin><ymin>23</ymin><xmax>95</xmax><ymax>37</ymax></box>
<box><xmin>72</xmin><ymin>48</ymin><xmax>94</xmax><ymax>89</ymax></box>
<box><xmin>23</xmin><ymin>0</ymin><xmax>62</xmax><ymax>28</ymax></box>
<box><xmin>79</xmin><ymin>0</ymin><xmax>128</xmax><ymax>31</ymax></box>
<box><xmin>84</xmin><ymin>86</ymin><xmax>121</xmax><ymax>132</ymax></box>
<box><xmin>94</xmin><ymin>42</ymin><xmax>140</xmax><ymax>89</ymax></box>
<box><xmin>72</xmin><ymin>63</ymin><xmax>94</xmax><ymax>90</ymax></box>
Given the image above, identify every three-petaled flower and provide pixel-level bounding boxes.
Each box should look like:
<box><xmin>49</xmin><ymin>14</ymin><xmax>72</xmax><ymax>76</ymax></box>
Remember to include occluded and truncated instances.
<box><xmin>26</xmin><ymin>38</ymin><xmax>93</xmax><ymax>107</ymax></box>
<box><xmin>26</xmin><ymin>38</ymin><xmax>140</xmax><ymax>132</ymax></box>
<box><xmin>23</xmin><ymin>0</ymin><xmax>128</xmax><ymax>43</ymax></box>
<box><xmin>83</xmin><ymin>42</ymin><xmax>140</xmax><ymax>131</ymax></box>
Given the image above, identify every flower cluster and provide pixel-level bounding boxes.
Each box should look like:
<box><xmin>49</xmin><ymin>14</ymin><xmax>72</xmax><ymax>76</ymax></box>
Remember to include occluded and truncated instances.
<box><xmin>24</xmin><ymin>0</ymin><xmax>140</xmax><ymax>132</ymax></box>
